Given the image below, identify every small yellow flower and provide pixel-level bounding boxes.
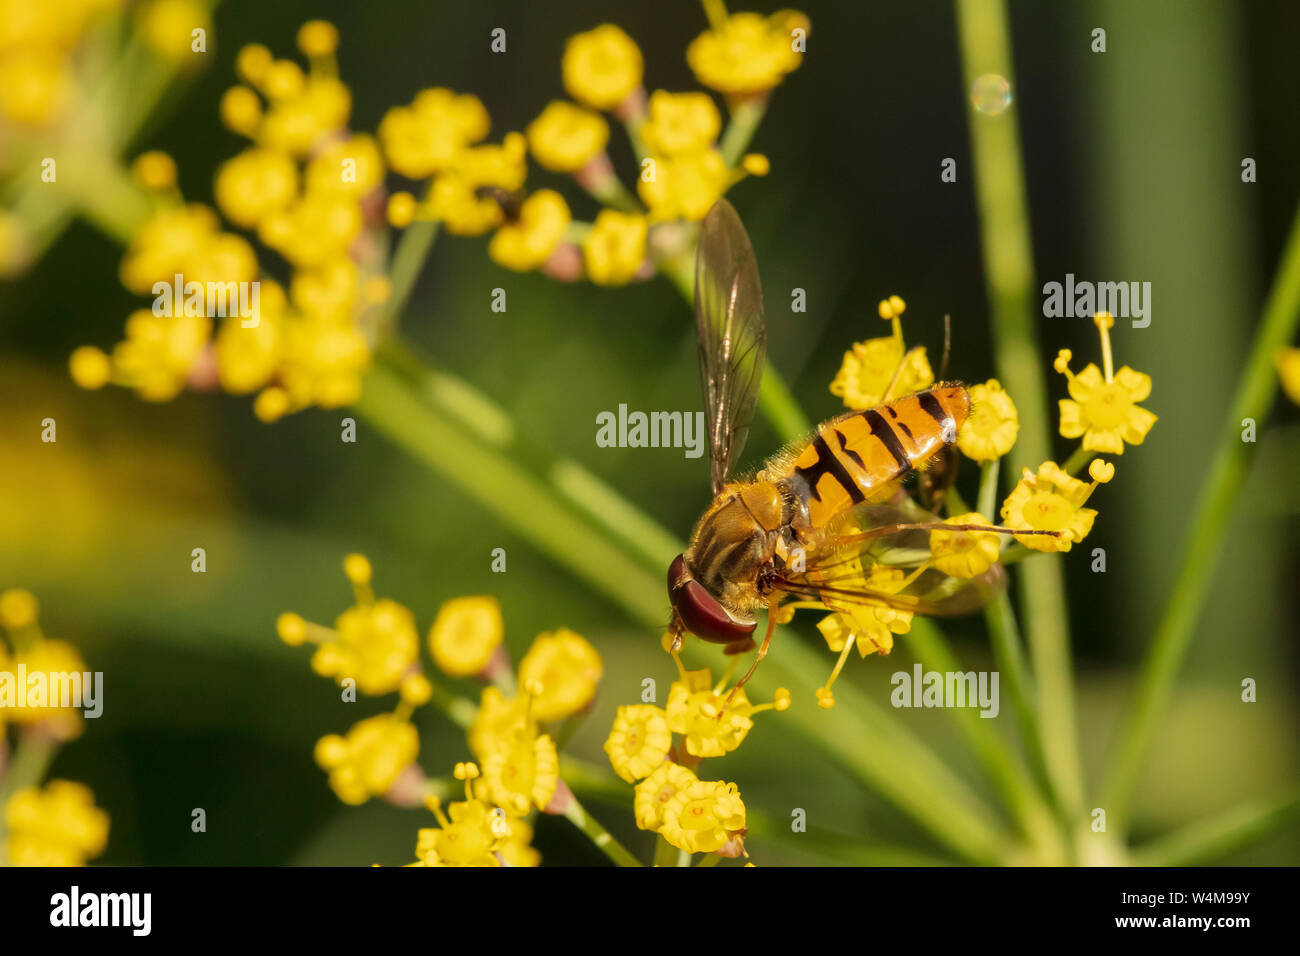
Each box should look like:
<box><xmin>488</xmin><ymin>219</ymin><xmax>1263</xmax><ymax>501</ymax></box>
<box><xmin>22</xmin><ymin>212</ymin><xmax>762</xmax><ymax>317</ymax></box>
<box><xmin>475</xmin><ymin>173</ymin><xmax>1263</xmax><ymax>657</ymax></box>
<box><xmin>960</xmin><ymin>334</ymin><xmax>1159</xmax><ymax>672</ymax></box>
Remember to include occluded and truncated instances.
<box><xmin>258</xmin><ymin>189</ymin><xmax>362</xmax><ymax>270</ymax></box>
<box><xmin>132</xmin><ymin>150</ymin><xmax>178</xmax><ymax>192</ymax></box>
<box><xmin>428</xmin><ymin>596</ymin><xmax>504</xmax><ymax>678</ymax></box>
<box><xmin>309</xmin><ymin>597</ymin><xmax>419</xmax><ymax>695</ymax></box>
<box><xmin>0</xmin><ymin>48</ymin><xmax>71</xmax><ymax>126</ymax></box>
<box><xmin>451</xmin><ymin>132</ymin><xmax>529</xmax><ymax>192</ymax></box>
<box><xmin>277</xmin><ymin>313</ymin><xmax>371</xmax><ymax>409</ymax></box>
<box><xmin>3</xmin><ymin>781</ymin><xmax>109</xmax><ymax>867</ymax></box>
<box><xmin>305</xmin><ymin>134</ymin><xmax>386</xmax><ymax>198</ymax></box>
<box><xmin>665</xmin><ymin>668</ymin><xmax>754</xmax><ymax>758</ymax></box>
<box><xmin>817</xmin><ymin>564</ymin><xmax>913</xmax><ymax>659</ymax></box>
<box><xmin>517</xmin><ymin>628</ymin><xmax>603</xmax><ymax>722</ymax></box>
<box><xmin>562</xmin><ymin>24</ymin><xmax>643</xmax><ymax>111</ymax></box>
<box><xmin>1278</xmin><ymin>347</ymin><xmax>1300</xmax><ymax>405</ymax></box>
<box><xmin>659</xmin><ymin>777</ymin><xmax>747</xmax><ymax>855</ymax></box>
<box><xmin>604</xmin><ymin>704</ymin><xmax>672</xmax><ymax>782</ymax></box>
<box><xmin>488</xmin><ymin>190</ymin><xmax>571</xmax><ymax>272</ymax></box>
<box><xmin>118</xmin><ymin>203</ymin><xmax>220</xmax><ymax>294</ymax></box>
<box><xmin>958</xmin><ymin>379</ymin><xmax>1019</xmax><ymax>462</ymax></box>
<box><xmin>0</xmin><ymin>588</ymin><xmax>39</xmax><ymax>630</ymax></box>
<box><xmin>414</xmin><ymin>793</ymin><xmax>503</xmax><ymax>868</ymax></box>
<box><xmin>634</xmin><ymin>761</ymin><xmax>698</xmax><ymax>831</ymax></box>
<box><xmin>297</xmin><ymin>19</ymin><xmax>340</xmax><ymax>59</ymax></box>
<box><xmin>1055</xmin><ymin>313</ymin><xmax>1157</xmax><ymax>454</ymax></box>
<box><xmin>214</xmin><ymin>147</ymin><xmax>299</xmax><ymax>229</ymax></box>
<box><xmin>582</xmin><ymin>209</ymin><xmax>647</xmax><ymax>285</ymax></box>
<box><xmin>640</xmin><ymin>91</ymin><xmax>721</xmax><ymax>158</ymax></box>
<box><xmin>255</xmin><ymin>74</ymin><xmax>352</xmax><ymax>158</ymax></box>
<box><xmin>638</xmin><ymin>148</ymin><xmax>730</xmax><ymax>222</ymax></box>
<box><xmin>468</xmin><ymin>686</ymin><xmax>529</xmax><ymax>762</ymax></box>
<box><xmin>110</xmin><ymin>309</ymin><xmax>211</xmax><ymax>402</ymax></box>
<box><xmin>687</xmin><ymin>8</ymin><xmax>809</xmax><ymax>97</ymax></box>
<box><xmin>829</xmin><ymin>335</ymin><xmax>933</xmax><ymax>410</ymax></box>
<box><xmin>425</xmin><ymin>174</ymin><xmax>504</xmax><ymax>236</ymax></box>
<box><xmin>378</xmin><ymin>87</ymin><xmax>491</xmax><ymax>179</ymax></box>
<box><xmin>929</xmin><ymin>512</ymin><xmax>1001</xmax><ymax>579</ymax></box>
<box><xmin>314</xmin><ymin>712</ymin><xmax>419</xmax><ymax>805</ymax></box>
<box><xmin>215</xmin><ymin>283</ymin><xmax>285</xmax><ymax>394</ymax></box>
<box><xmin>496</xmin><ymin>817</ymin><xmax>542</xmax><ymax>867</ymax></box>
<box><xmin>479</xmin><ymin>729</ymin><xmax>559</xmax><ymax>816</ymax></box>
<box><xmin>220</xmin><ymin>85</ymin><xmax>263</xmax><ymax>136</ymax></box>
<box><xmin>67</xmin><ymin>346</ymin><xmax>111</xmax><ymax>389</ymax></box>
<box><xmin>525</xmin><ymin>100</ymin><xmax>609</xmax><ymax>173</ymax></box>
<box><xmin>140</xmin><ymin>0</ymin><xmax>211</xmax><ymax>63</ymax></box>
<box><xmin>1000</xmin><ymin>460</ymin><xmax>1103</xmax><ymax>552</ymax></box>
<box><xmin>0</xmin><ymin>638</ymin><xmax>89</xmax><ymax>738</ymax></box>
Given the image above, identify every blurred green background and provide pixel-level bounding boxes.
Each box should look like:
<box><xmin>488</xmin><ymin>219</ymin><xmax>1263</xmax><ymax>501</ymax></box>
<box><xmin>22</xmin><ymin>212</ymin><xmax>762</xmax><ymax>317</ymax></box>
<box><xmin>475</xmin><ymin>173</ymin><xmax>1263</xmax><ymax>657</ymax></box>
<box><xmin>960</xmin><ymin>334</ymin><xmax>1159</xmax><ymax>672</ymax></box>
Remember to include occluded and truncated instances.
<box><xmin>1</xmin><ymin>0</ymin><xmax>1298</xmax><ymax>864</ymax></box>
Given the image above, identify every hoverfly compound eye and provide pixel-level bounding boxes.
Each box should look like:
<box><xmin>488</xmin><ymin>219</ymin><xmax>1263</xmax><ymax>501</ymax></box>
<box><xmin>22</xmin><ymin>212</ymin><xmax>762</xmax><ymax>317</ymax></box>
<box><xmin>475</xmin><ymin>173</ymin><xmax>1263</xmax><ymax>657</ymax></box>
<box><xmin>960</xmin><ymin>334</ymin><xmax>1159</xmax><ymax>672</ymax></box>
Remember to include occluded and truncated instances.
<box><xmin>668</xmin><ymin>554</ymin><xmax>757</xmax><ymax>644</ymax></box>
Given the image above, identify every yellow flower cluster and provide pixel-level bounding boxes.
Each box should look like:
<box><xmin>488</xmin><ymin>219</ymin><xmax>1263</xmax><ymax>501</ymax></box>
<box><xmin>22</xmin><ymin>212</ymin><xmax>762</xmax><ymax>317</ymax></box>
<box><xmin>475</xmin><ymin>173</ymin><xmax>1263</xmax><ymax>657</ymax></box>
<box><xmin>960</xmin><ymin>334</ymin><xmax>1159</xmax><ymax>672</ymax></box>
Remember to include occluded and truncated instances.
<box><xmin>3</xmin><ymin>780</ymin><xmax>109</xmax><ymax>866</ymax></box>
<box><xmin>603</xmin><ymin>643</ymin><xmax>787</xmax><ymax>859</ymax></box>
<box><xmin>70</xmin><ymin>22</ymin><xmax>387</xmax><ymax>422</ymax></box>
<box><xmin>687</xmin><ymin>2</ymin><xmax>809</xmax><ymax>99</ymax></box>
<box><xmin>383</xmin><ymin>9</ymin><xmax>803</xmax><ymax>286</ymax></box>
<box><xmin>0</xmin><ymin>590</ymin><xmax>109</xmax><ymax>866</ymax></box>
<box><xmin>281</xmin><ymin>554</ymin><xmax>606</xmax><ymax>865</ymax></box>
<box><xmin>0</xmin><ymin>0</ymin><xmax>122</xmax><ymax>127</ymax></box>
<box><xmin>0</xmin><ymin>588</ymin><xmax>88</xmax><ymax>740</ymax></box>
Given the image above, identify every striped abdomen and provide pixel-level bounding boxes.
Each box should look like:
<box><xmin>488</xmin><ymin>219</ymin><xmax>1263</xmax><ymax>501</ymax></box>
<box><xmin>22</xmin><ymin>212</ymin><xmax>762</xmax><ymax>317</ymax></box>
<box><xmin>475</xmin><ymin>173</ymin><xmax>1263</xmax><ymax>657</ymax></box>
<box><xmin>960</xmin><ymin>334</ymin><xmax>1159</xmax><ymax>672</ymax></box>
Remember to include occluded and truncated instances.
<box><xmin>778</xmin><ymin>386</ymin><xmax>971</xmax><ymax>528</ymax></box>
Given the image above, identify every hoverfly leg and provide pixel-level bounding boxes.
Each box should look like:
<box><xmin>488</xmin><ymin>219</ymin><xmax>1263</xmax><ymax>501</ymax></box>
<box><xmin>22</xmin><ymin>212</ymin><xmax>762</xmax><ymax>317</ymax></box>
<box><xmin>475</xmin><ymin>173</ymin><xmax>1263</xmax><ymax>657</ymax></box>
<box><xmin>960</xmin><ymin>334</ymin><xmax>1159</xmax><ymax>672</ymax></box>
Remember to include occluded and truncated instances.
<box><xmin>720</xmin><ymin>597</ymin><xmax>781</xmax><ymax>717</ymax></box>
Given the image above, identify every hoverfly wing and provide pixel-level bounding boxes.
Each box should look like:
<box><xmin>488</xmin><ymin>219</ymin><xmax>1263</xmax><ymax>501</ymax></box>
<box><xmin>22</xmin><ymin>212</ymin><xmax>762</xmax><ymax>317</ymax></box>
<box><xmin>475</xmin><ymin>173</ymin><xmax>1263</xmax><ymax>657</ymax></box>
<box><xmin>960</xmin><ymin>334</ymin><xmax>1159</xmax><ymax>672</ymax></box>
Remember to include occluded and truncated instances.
<box><xmin>771</xmin><ymin>500</ymin><xmax>1008</xmax><ymax>618</ymax></box>
<box><xmin>695</xmin><ymin>198</ymin><xmax>766</xmax><ymax>496</ymax></box>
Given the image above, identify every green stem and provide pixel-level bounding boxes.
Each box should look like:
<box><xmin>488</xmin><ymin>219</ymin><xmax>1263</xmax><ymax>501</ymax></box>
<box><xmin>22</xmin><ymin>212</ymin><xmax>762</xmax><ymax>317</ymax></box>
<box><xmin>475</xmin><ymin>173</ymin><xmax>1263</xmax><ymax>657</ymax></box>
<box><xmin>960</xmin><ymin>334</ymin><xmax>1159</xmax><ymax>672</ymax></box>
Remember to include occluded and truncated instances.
<box><xmin>719</xmin><ymin>97</ymin><xmax>767</xmax><ymax>168</ymax></box>
<box><xmin>562</xmin><ymin>796</ymin><xmax>642</xmax><ymax>866</ymax></box>
<box><xmin>904</xmin><ymin>618</ymin><xmax>1060</xmax><ymax>859</ymax></box>
<box><xmin>956</xmin><ymin>0</ymin><xmax>1085</xmax><ymax>821</ymax></box>
<box><xmin>375</xmin><ymin>220</ymin><xmax>440</xmax><ymax>340</ymax></box>
<box><xmin>976</xmin><ymin>458</ymin><xmax>1000</xmax><ymax>518</ymax></box>
<box><xmin>651</xmin><ymin>833</ymin><xmax>679</xmax><ymax>867</ymax></box>
<box><xmin>355</xmin><ymin>359</ymin><xmax>668</xmax><ymax>626</ymax></box>
<box><xmin>1128</xmin><ymin>791</ymin><xmax>1300</xmax><ymax>867</ymax></box>
<box><xmin>0</xmin><ymin>734</ymin><xmax>58</xmax><ymax>863</ymax></box>
<box><xmin>1101</xmin><ymin>202</ymin><xmax>1300</xmax><ymax>833</ymax></box>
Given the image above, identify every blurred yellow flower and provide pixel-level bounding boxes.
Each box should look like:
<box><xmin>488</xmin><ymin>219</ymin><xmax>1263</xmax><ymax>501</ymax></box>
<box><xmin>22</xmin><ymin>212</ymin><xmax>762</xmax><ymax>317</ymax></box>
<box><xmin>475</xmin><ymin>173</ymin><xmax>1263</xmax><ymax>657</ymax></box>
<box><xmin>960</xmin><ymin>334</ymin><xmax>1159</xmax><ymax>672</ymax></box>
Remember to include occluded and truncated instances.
<box><xmin>0</xmin><ymin>638</ymin><xmax>89</xmax><ymax>738</ymax></box>
<box><xmin>958</xmin><ymin>378</ymin><xmax>1019</xmax><ymax>462</ymax></box>
<box><xmin>305</xmin><ymin>134</ymin><xmax>385</xmax><ymax>197</ymax></box>
<box><xmin>214</xmin><ymin>147</ymin><xmax>300</xmax><ymax>229</ymax></box>
<box><xmin>277</xmin><ymin>314</ymin><xmax>371</xmax><ymax>409</ymax></box>
<box><xmin>379</xmin><ymin>87</ymin><xmax>491</xmax><ymax>179</ymax></box>
<box><xmin>638</xmin><ymin>148</ymin><xmax>730</xmax><ymax>222</ymax></box>
<box><xmin>604</xmin><ymin>704</ymin><xmax>672</xmax><ymax>782</ymax></box>
<box><xmin>640</xmin><ymin>91</ymin><xmax>721</xmax><ymax>158</ymax></box>
<box><xmin>310</xmin><ymin>597</ymin><xmax>419</xmax><ymax>696</ymax></box>
<box><xmin>110</xmin><ymin>309</ymin><xmax>211</xmax><ymax>402</ymax></box>
<box><xmin>468</xmin><ymin>686</ymin><xmax>529</xmax><ymax>762</ymax></box>
<box><xmin>413</xmin><ymin>796</ymin><xmax>504</xmax><ymax>867</ymax></box>
<box><xmin>3</xmin><ymin>781</ymin><xmax>109</xmax><ymax>867</ymax></box>
<box><xmin>562</xmin><ymin>24</ymin><xmax>643</xmax><ymax>111</ymax></box>
<box><xmin>428</xmin><ymin>596</ymin><xmax>504</xmax><ymax>678</ymax></box>
<box><xmin>453</xmin><ymin>132</ymin><xmax>529</xmax><ymax>191</ymax></box>
<box><xmin>687</xmin><ymin>7</ymin><xmax>808</xmax><ymax>97</ymax></box>
<box><xmin>488</xmin><ymin>190</ymin><xmax>571</xmax><ymax>272</ymax></box>
<box><xmin>1278</xmin><ymin>347</ymin><xmax>1300</xmax><ymax>405</ymax></box>
<box><xmin>139</xmin><ymin>0</ymin><xmax>210</xmax><ymax>63</ymax></box>
<box><xmin>258</xmin><ymin>189</ymin><xmax>362</xmax><ymax>269</ymax></box>
<box><xmin>929</xmin><ymin>512</ymin><xmax>1001</xmax><ymax>579</ymax></box>
<box><xmin>426</xmin><ymin>174</ymin><xmax>504</xmax><ymax>236</ymax></box>
<box><xmin>517</xmin><ymin>628</ymin><xmax>602</xmax><ymax>722</ymax></box>
<box><xmin>582</xmin><ymin>209</ymin><xmax>647</xmax><ymax>285</ymax></box>
<box><xmin>526</xmin><ymin>100</ymin><xmax>610</xmax><ymax>173</ymax></box>
<box><xmin>315</xmin><ymin>713</ymin><xmax>419</xmax><ymax>806</ymax></box>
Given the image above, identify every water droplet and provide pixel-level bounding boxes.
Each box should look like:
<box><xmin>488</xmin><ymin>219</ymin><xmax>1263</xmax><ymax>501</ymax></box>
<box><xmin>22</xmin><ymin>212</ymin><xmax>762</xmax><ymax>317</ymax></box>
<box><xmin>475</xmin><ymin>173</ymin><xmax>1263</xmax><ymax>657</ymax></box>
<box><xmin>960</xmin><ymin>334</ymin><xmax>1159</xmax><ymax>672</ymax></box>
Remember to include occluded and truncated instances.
<box><xmin>970</xmin><ymin>73</ymin><xmax>1013</xmax><ymax>116</ymax></box>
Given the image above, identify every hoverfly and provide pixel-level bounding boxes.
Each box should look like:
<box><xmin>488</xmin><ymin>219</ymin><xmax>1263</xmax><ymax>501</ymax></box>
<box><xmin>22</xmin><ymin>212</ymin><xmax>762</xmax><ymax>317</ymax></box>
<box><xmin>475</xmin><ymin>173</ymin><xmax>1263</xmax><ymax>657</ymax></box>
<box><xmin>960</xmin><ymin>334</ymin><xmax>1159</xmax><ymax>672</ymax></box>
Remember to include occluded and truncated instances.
<box><xmin>666</xmin><ymin>199</ymin><xmax>1055</xmax><ymax>697</ymax></box>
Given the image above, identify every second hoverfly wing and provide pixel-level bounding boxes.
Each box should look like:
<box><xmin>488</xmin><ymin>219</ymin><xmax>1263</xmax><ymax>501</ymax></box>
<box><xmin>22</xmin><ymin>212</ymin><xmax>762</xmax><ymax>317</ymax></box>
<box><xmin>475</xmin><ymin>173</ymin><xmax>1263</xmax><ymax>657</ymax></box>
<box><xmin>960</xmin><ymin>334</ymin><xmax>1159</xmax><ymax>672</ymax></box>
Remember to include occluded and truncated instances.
<box><xmin>695</xmin><ymin>198</ymin><xmax>767</xmax><ymax>496</ymax></box>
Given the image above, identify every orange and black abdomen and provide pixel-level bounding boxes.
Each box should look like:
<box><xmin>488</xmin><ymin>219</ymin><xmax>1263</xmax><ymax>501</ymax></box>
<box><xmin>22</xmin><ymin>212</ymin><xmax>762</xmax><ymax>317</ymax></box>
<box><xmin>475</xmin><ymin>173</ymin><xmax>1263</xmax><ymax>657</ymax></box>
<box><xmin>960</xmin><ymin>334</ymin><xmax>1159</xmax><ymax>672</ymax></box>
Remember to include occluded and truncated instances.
<box><xmin>779</xmin><ymin>386</ymin><xmax>971</xmax><ymax>528</ymax></box>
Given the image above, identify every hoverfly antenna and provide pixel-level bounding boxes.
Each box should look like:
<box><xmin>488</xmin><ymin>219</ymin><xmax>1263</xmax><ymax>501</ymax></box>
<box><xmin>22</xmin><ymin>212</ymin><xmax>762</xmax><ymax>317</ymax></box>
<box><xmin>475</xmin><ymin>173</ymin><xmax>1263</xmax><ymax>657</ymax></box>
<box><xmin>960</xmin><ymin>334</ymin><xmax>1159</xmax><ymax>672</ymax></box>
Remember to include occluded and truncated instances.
<box><xmin>939</xmin><ymin>313</ymin><xmax>952</xmax><ymax>381</ymax></box>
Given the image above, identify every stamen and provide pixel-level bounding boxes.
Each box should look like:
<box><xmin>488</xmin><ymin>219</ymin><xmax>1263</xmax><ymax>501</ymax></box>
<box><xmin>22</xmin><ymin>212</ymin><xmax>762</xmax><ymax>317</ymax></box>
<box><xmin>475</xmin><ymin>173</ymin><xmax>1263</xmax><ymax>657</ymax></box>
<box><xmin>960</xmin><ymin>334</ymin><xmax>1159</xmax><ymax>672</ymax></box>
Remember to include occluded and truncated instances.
<box><xmin>817</xmin><ymin>634</ymin><xmax>858</xmax><ymax>709</ymax></box>
<box><xmin>1094</xmin><ymin>311</ymin><xmax>1116</xmax><ymax>382</ymax></box>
